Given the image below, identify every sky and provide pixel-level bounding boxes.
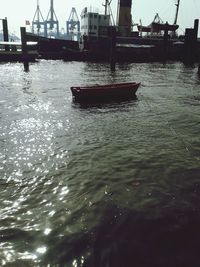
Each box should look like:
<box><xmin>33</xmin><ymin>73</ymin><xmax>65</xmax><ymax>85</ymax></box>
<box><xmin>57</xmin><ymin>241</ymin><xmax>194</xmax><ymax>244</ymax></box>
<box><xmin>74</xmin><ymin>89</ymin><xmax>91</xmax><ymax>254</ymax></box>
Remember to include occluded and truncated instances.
<box><xmin>0</xmin><ymin>0</ymin><xmax>200</xmax><ymax>37</ymax></box>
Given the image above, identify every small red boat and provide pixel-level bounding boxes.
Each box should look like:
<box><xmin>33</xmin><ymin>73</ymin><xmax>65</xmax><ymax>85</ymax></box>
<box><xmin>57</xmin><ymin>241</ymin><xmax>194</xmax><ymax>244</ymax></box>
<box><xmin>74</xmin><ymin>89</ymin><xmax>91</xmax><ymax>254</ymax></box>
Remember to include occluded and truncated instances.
<box><xmin>71</xmin><ymin>81</ymin><xmax>140</xmax><ymax>102</ymax></box>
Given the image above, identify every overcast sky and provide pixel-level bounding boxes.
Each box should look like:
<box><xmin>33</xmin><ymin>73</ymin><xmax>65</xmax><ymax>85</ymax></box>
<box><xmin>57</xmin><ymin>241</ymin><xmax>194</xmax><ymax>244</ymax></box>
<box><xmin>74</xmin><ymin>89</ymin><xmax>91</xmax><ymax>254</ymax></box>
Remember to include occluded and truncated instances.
<box><xmin>0</xmin><ymin>0</ymin><xmax>199</xmax><ymax>37</ymax></box>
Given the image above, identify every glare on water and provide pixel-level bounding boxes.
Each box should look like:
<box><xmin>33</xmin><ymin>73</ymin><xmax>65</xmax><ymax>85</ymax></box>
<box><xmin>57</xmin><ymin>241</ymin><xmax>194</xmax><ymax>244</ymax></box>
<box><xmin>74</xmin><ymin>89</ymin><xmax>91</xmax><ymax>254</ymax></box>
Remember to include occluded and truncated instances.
<box><xmin>0</xmin><ymin>61</ymin><xmax>200</xmax><ymax>266</ymax></box>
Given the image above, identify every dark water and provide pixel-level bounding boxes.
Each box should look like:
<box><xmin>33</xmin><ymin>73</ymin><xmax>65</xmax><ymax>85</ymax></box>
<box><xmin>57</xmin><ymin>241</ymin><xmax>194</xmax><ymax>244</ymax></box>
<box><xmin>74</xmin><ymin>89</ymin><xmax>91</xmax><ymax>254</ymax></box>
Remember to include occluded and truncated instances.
<box><xmin>1</xmin><ymin>60</ymin><xmax>200</xmax><ymax>267</ymax></box>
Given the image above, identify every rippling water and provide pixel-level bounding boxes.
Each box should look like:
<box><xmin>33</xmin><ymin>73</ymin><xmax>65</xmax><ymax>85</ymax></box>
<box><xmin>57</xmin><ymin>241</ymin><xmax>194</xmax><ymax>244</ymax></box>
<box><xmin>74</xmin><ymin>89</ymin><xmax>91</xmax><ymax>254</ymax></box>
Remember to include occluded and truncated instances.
<box><xmin>0</xmin><ymin>60</ymin><xmax>200</xmax><ymax>267</ymax></box>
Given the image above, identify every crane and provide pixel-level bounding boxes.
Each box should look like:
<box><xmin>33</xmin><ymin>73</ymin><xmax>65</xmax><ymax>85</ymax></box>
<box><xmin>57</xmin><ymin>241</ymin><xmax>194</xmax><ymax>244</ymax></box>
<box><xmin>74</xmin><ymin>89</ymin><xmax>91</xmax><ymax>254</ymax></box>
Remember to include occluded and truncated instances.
<box><xmin>32</xmin><ymin>0</ymin><xmax>46</xmax><ymax>36</ymax></box>
<box><xmin>46</xmin><ymin>0</ymin><xmax>59</xmax><ymax>37</ymax></box>
<box><xmin>66</xmin><ymin>7</ymin><xmax>80</xmax><ymax>41</ymax></box>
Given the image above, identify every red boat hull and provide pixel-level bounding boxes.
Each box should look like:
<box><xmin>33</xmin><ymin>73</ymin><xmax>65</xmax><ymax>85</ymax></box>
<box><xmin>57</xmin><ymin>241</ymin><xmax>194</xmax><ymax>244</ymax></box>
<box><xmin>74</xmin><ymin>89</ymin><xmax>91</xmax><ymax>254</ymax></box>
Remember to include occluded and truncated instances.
<box><xmin>71</xmin><ymin>82</ymin><xmax>140</xmax><ymax>102</ymax></box>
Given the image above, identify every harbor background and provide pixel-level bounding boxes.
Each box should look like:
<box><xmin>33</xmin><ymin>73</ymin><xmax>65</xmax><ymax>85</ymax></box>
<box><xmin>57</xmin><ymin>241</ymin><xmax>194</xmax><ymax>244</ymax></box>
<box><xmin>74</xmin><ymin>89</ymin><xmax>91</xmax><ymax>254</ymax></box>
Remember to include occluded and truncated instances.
<box><xmin>0</xmin><ymin>0</ymin><xmax>200</xmax><ymax>37</ymax></box>
<box><xmin>1</xmin><ymin>60</ymin><xmax>200</xmax><ymax>266</ymax></box>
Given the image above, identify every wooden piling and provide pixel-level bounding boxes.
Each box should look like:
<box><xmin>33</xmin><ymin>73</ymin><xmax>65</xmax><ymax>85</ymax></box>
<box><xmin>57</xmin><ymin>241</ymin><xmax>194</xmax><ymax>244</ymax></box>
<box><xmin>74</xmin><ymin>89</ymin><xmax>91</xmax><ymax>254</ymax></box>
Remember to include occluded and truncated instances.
<box><xmin>194</xmin><ymin>19</ymin><xmax>200</xmax><ymax>73</ymax></box>
<box><xmin>194</xmin><ymin>19</ymin><xmax>199</xmax><ymax>39</ymax></box>
<box><xmin>110</xmin><ymin>26</ymin><xmax>116</xmax><ymax>71</ymax></box>
<box><xmin>184</xmin><ymin>19</ymin><xmax>199</xmax><ymax>63</ymax></box>
<box><xmin>163</xmin><ymin>23</ymin><xmax>169</xmax><ymax>61</ymax></box>
<box><xmin>198</xmin><ymin>64</ymin><xmax>200</xmax><ymax>75</ymax></box>
<box><xmin>20</xmin><ymin>27</ymin><xmax>29</xmax><ymax>71</ymax></box>
<box><xmin>2</xmin><ymin>18</ymin><xmax>9</xmax><ymax>51</ymax></box>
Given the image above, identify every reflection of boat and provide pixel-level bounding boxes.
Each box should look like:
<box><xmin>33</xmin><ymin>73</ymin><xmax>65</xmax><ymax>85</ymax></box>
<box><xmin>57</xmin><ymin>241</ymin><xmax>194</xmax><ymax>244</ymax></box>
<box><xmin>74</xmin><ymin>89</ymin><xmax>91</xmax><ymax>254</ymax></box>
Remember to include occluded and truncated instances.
<box><xmin>71</xmin><ymin>81</ymin><xmax>140</xmax><ymax>101</ymax></box>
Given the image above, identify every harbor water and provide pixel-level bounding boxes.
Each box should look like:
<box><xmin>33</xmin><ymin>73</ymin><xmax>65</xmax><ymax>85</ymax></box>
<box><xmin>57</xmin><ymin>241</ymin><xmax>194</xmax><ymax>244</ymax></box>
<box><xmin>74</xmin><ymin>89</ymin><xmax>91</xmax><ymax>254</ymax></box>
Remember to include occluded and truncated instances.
<box><xmin>0</xmin><ymin>60</ymin><xmax>200</xmax><ymax>267</ymax></box>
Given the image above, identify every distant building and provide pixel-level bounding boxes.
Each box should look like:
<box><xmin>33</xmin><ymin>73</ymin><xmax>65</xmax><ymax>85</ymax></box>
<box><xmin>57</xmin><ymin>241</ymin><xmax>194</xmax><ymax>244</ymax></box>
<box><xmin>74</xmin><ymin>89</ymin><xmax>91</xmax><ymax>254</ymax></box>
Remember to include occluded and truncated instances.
<box><xmin>0</xmin><ymin>31</ymin><xmax>20</xmax><ymax>42</ymax></box>
<box><xmin>0</xmin><ymin>32</ymin><xmax>3</xmax><ymax>41</ymax></box>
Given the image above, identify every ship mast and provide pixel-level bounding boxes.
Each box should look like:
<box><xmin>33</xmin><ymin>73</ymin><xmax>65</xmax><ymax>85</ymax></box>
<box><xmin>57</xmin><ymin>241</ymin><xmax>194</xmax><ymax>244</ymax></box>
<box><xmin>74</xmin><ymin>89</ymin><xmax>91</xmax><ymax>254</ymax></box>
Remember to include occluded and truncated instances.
<box><xmin>104</xmin><ymin>0</ymin><xmax>115</xmax><ymax>25</ymax></box>
<box><xmin>104</xmin><ymin>0</ymin><xmax>110</xmax><ymax>15</ymax></box>
<box><xmin>174</xmin><ymin>0</ymin><xmax>180</xmax><ymax>25</ymax></box>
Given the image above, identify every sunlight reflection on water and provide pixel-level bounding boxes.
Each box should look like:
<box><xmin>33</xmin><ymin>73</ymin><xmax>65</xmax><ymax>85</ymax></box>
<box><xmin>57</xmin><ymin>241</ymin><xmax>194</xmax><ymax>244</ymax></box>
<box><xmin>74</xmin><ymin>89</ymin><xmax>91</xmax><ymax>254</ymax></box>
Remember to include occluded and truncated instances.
<box><xmin>0</xmin><ymin>61</ymin><xmax>200</xmax><ymax>266</ymax></box>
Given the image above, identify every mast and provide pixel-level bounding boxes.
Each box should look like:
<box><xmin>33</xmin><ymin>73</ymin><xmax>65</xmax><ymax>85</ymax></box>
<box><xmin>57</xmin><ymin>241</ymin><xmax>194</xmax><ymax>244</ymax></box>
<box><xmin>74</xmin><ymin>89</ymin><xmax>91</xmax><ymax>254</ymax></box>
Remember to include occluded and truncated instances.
<box><xmin>104</xmin><ymin>0</ymin><xmax>108</xmax><ymax>15</ymax></box>
<box><xmin>104</xmin><ymin>0</ymin><xmax>111</xmax><ymax>15</ymax></box>
<box><xmin>174</xmin><ymin>0</ymin><xmax>180</xmax><ymax>25</ymax></box>
<box><xmin>104</xmin><ymin>0</ymin><xmax>115</xmax><ymax>25</ymax></box>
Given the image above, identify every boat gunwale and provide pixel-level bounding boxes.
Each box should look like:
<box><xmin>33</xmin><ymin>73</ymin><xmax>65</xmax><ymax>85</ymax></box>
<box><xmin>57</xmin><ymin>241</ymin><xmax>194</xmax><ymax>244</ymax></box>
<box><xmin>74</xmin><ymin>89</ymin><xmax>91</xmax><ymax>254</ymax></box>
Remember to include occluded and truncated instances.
<box><xmin>71</xmin><ymin>82</ymin><xmax>140</xmax><ymax>91</ymax></box>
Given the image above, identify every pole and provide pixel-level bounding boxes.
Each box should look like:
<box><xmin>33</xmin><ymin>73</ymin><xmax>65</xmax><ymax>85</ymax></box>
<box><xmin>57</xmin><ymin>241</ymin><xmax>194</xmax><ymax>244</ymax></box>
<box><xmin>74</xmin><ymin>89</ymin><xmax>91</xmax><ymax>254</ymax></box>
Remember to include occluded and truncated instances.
<box><xmin>174</xmin><ymin>0</ymin><xmax>180</xmax><ymax>25</ymax></box>
<box><xmin>184</xmin><ymin>20</ymin><xmax>199</xmax><ymax>63</ymax></box>
<box><xmin>105</xmin><ymin>0</ymin><xmax>108</xmax><ymax>15</ymax></box>
<box><xmin>110</xmin><ymin>26</ymin><xmax>116</xmax><ymax>71</ymax></box>
<box><xmin>163</xmin><ymin>23</ymin><xmax>169</xmax><ymax>61</ymax></box>
<box><xmin>194</xmin><ymin>19</ymin><xmax>199</xmax><ymax>40</ymax></box>
<box><xmin>20</xmin><ymin>27</ymin><xmax>29</xmax><ymax>71</ymax></box>
<box><xmin>2</xmin><ymin>18</ymin><xmax>9</xmax><ymax>51</ymax></box>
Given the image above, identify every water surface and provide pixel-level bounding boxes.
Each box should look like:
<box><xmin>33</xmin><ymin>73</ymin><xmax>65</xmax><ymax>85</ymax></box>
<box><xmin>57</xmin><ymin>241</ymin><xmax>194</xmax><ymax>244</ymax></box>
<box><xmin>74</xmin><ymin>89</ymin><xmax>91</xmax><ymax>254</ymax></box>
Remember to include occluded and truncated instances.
<box><xmin>0</xmin><ymin>60</ymin><xmax>200</xmax><ymax>267</ymax></box>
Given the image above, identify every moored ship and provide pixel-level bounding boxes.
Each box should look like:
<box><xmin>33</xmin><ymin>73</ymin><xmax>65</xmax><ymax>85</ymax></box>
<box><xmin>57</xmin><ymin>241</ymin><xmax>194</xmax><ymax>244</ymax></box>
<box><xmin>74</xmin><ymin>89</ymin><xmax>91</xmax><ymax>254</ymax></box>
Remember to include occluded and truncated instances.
<box><xmin>79</xmin><ymin>0</ymin><xmax>185</xmax><ymax>62</ymax></box>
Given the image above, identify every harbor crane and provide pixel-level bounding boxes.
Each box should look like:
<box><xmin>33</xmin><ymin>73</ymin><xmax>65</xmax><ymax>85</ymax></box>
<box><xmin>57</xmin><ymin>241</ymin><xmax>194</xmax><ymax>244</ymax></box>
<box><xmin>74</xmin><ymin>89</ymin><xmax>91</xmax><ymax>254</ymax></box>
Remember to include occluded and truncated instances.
<box><xmin>46</xmin><ymin>0</ymin><xmax>59</xmax><ymax>37</ymax></box>
<box><xmin>32</xmin><ymin>0</ymin><xmax>46</xmax><ymax>36</ymax></box>
<box><xmin>66</xmin><ymin>8</ymin><xmax>80</xmax><ymax>41</ymax></box>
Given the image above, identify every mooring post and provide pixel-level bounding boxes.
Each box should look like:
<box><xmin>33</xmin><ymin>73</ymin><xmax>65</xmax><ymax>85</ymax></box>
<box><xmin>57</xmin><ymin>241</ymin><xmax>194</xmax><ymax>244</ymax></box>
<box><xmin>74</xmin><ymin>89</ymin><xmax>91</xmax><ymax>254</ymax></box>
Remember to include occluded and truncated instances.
<box><xmin>163</xmin><ymin>23</ymin><xmax>169</xmax><ymax>61</ymax></box>
<box><xmin>198</xmin><ymin>49</ymin><xmax>200</xmax><ymax>74</ymax></box>
<box><xmin>20</xmin><ymin>27</ymin><xmax>29</xmax><ymax>71</ymax></box>
<box><xmin>110</xmin><ymin>26</ymin><xmax>116</xmax><ymax>71</ymax></box>
<box><xmin>2</xmin><ymin>17</ymin><xmax>9</xmax><ymax>51</ymax></box>
<box><xmin>184</xmin><ymin>19</ymin><xmax>199</xmax><ymax>64</ymax></box>
<box><xmin>193</xmin><ymin>19</ymin><xmax>200</xmax><ymax>73</ymax></box>
<box><xmin>194</xmin><ymin>19</ymin><xmax>199</xmax><ymax>40</ymax></box>
<box><xmin>194</xmin><ymin>19</ymin><xmax>199</xmax><ymax>66</ymax></box>
<box><xmin>184</xmin><ymin>29</ymin><xmax>195</xmax><ymax>63</ymax></box>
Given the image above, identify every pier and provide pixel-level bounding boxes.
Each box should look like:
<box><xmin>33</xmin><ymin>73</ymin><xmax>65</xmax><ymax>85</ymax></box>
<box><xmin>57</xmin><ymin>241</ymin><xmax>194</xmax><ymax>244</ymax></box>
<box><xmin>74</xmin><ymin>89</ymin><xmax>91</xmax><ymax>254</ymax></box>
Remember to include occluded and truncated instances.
<box><xmin>0</xmin><ymin>18</ymin><xmax>38</xmax><ymax>63</ymax></box>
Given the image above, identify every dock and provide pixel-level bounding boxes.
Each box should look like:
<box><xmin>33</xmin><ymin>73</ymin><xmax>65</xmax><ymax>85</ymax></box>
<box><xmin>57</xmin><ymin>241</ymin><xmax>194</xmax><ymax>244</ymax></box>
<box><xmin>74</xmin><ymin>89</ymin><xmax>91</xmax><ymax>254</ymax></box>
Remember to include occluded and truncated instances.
<box><xmin>0</xmin><ymin>15</ymin><xmax>200</xmax><ymax>65</ymax></box>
